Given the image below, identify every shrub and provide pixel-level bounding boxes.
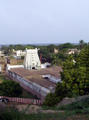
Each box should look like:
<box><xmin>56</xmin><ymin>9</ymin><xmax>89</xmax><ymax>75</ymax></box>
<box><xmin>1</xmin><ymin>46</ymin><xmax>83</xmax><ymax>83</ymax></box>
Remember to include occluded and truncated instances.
<box><xmin>0</xmin><ymin>80</ymin><xmax>22</xmax><ymax>97</ymax></box>
<box><xmin>43</xmin><ymin>93</ymin><xmax>59</xmax><ymax>106</ymax></box>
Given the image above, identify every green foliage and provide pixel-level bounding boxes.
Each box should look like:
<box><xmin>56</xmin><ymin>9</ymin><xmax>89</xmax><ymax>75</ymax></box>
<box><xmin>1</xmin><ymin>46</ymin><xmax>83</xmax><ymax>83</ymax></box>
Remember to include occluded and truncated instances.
<box><xmin>58</xmin><ymin>97</ymin><xmax>89</xmax><ymax>114</ymax></box>
<box><xmin>58</xmin><ymin>43</ymin><xmax>77</xmax><ymax>51</ymax></box>
<box><xmin>0</xmin><ymin>109</ymin><xmax>68</xmax><ymax>120</ymax></box>
<box><xmin>0</xmin><ymin>74</ymin><xmax>7</xmax><ymax>83</ymax></box>
<box><xmin>61</xmin><ymin>44</ymin><xmax>89</xmax><ymax>97</ymax></box>
<box><xmin>55</xmin><ymin>82</ymin><xmax>67</xmax><ymax>99</ymax></box>
<box><xmin>1</xmin><ymin>101</ymin><xmax>89</xmax><ymax>120</ymax></box>
<box><xmin>1</xmin><ymin>43</ymin><xmax>80</xmax><ymax>65</ymax></box>
<box><xmin>51</xmin><ymin>53</ymin><xmax>67</xmax><ymax>65</ymax></box>
<box><xmin>43</xmin><ymin>93</ymin><xmax>59</xmax><ymax>106</ymax></box>
<box><xmin>44</xmin><ymin>44</ymin><xmax>89</xmax><ymax>107</ymax></box>
<box><xmin>0</xmin><ymin>108</ymin><xmax>22</xmax><ymax>120</ymax></box>
<box><xmin>0</xmin><ymin>80</ymin><xmax>22</xmax><ymax>97</ymax></box>
<box><xmin>79</xmin><ymin>40</ymin><xmax>87</xmax><ymax>49</ymax></box>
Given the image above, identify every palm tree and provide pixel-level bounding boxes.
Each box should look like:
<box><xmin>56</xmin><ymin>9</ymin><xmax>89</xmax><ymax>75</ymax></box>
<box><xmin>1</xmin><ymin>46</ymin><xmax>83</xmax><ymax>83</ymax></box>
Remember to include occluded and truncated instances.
<box><xmin>79</xmin><ymin>40</ymin><xmax>84</xmax><ymax>49</ymax></box>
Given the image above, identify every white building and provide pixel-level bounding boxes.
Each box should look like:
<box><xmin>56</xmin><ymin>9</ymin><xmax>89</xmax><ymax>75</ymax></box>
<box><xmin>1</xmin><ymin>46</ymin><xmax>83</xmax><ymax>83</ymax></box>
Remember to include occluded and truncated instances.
<box><xmin>54</xmin><ymin>48</ymin><xmax>59</xmax><ymax>54</ymax></box>
<box><xmin>24</xmin><ymin>48</ymin><xmax>41</xmax><ymax>70</ymax></box>
<box><xmin>16</xmin><ymin>50</ymin><xmax>25</xmax><ymax>57</ymax></box>
<box><xmin>13</xmin><ymin>49</ymin><xmax>26</xmax><ymax>58</ymax></box>
<box><xmin>67</xmin><ymin>49</ymin><xmax>80</xmax><ymax>55</ymax></box>
<box><xmin>0</xmin><ymin>51</ymin><xmax>4</xmax><ymax>57</ymax></box>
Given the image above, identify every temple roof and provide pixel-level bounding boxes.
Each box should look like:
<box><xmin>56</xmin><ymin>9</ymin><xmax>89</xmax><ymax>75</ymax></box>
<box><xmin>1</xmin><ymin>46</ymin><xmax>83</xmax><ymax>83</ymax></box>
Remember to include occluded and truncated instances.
<box><xmin>9</xmin><ymin>66</ymin><xmax>62</xmax><ymax>89</ymax></box>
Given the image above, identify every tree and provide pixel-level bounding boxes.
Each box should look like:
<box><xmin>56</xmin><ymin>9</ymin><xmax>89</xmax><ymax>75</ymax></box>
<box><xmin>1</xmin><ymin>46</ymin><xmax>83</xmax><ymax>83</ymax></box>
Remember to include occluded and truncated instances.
<box><xmin>0</xmin><ymin>80</ymin><xmax>22</xmax><ymax>97</ymax></box>
<box><xmin>43</xmin><ymin>44</ymin><xmax>89</xmax><ymax>107</ymax></box>
<box><xmin>55</xmin><ymin>82</ymin><xmax>67</xmax><ymax>99</ymax></box>
<box><xmin>77</xmin><ymin>45</ymin><xmax>89</xmax><ymax>94</ymax></box>
<box><xmin>61</xmin><ymin>44</ymin><xmax>89</xmax><ymax>96</ymax></box>
<box><xmin>79</xmin><ymin>40</ymin><xmax>85</xmax><ymax>49</ymax></box>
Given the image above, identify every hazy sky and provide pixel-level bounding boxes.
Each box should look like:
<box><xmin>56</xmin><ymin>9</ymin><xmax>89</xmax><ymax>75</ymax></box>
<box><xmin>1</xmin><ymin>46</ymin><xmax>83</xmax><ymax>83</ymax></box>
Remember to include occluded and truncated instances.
<box><xmin>0</xmin><ymin>0</ymin><xmax>89</xmax><ymax>44</ymax></box>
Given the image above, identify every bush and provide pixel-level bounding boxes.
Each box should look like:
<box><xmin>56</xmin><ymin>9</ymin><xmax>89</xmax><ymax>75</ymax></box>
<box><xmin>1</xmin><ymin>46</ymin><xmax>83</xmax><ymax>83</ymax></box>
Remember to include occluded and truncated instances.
<box><xmin>43</xmin><ymin>93</ymin><xmax>59</xmax><ymax>106</ymax></box>
<box><xmin>0</xmin><ymin>80</ymin><xmax>22</xmax><ymax>97</ymax></box>
<box><xmin>43</xmin><ymin>83</ymin><xmax>67</xmax><ymax>107</ymax></box>
<box><xmin>55</xmin><ymin>82</ymin><xmax>67</xmax><ymax>99</ymax></box>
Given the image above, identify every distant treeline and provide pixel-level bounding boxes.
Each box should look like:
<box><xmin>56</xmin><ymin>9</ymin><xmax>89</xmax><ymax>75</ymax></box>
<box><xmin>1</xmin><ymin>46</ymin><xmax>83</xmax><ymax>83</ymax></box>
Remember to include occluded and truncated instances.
<box><xmin>1</xmin><ymin>40</ymin><xmax>88</xmax><ymax>64</ymax></box>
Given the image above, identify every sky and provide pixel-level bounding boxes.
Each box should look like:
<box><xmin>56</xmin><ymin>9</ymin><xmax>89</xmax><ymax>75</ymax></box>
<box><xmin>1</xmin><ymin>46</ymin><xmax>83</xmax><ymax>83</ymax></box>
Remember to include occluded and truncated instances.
<box><xmin>0</xmin><ymin>0</ymin><xmax>89</xmax><ymax>44</ymax></box>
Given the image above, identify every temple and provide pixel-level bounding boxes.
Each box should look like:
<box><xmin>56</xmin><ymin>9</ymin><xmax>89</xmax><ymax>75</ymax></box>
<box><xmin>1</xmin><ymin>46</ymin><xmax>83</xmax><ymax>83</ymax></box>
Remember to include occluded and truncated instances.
<box><xmin>24</xmin><ymin>48</ymin><xmax>41</xmax><ymax>70</ymax></box>
<box><xmin>7</xmin><ymin>48</ymin><xmax>62</xmax><ymax>100</ymax></box>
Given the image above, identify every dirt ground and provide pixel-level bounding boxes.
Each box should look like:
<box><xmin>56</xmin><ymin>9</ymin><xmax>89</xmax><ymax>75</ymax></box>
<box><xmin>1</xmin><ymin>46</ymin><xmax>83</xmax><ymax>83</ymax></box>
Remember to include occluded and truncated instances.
<box><xmin>15</xmin><ymin>104</ymin><xmax>64</xmax><ymax>114</ymax></box>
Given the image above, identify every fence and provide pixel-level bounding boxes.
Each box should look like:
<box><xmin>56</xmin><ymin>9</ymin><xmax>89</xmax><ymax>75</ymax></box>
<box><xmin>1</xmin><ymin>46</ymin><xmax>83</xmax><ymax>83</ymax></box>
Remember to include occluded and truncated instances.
<box><xmin>0</xmin><ymin>96</ymin><xmax>42</xmax><ymax>105</ymax></box>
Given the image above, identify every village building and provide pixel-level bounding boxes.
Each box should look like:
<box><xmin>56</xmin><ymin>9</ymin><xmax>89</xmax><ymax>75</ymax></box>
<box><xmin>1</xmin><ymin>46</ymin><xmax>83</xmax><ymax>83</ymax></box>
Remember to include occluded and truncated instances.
<box><xmin>67</xmin><ymin>48</ymin><xmax>80</xmax><ymax>55</ymax></box>
<box><xmin>13</xmin><ymin>49</ymin><xmax>25</xmax><ymax>59</ymax></box>
<box><xmin>54</xmin><ymin>48</ymin><xmax>59</xmax><ymax>54</ymax></box>
<box><xmin>0</xmin><ymin>50</ymin><xmax>4</xmax><ymax>57</ymax></box>
<box><xmin>41</xmin><ymin>62</ymin><xmax>51</xmax><ymax>69</ymax></box>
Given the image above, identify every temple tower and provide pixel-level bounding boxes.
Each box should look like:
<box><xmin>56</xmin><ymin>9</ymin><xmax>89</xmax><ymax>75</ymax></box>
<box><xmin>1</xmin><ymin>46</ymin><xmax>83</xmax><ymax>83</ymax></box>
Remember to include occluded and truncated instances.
<box><xmin>24</xmin><ymin>48</ymin><xmax>41</xmax><ymax>70</ymax></box>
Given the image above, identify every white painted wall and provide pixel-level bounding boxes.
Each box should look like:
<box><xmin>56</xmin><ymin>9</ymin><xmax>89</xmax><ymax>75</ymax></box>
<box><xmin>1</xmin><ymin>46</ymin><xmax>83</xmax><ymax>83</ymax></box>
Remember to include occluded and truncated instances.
<box><xmin>42</xmin><ymin>74</ymin><xmax>61</xmax><ymax>83</ymax></box>
<box><xmin>7</xmin><ymin>64</ymin><xmax>24</xmax><ymax>70</ymax></box>
<box><xmin>0</xmin><ymin>51</ymin><xmax>4</xmax><ymax>56</ymax></box>
<box><xmin>8</xmin><ymin>71</ymin><xmax>51</xmax><ymax>97</ymax></box>
<box><xmin>41</xmin><ymin>62</ymin><xmax>51</xmax><ymax>68</ymax></box>
<box><xmin>0</xmin><ymin>65</ymin><xmax>2</xmax><ymax>72</ymax></box>
<box><xmin>16</xmin><ymin>50</ymin><xmax>25</xmax><ymax>57</ymax></box>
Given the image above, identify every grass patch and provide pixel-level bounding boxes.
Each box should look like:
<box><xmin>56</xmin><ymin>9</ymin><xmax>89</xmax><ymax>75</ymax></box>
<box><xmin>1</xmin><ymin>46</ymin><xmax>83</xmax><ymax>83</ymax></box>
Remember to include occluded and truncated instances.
<box><xmin>0</xmin><ymin>109</ymin><xmax>89</xmax><ymax>120</ymax></box>
<box><xmin>42</xmin><ymin>105</ymin><xmax>57</xmax><ymax>110</ymax></box>
<box><xmin>42</xmin><ymin>96</ymin><xmax>89</xmax><ymax>115</ymax></box>
<box><xmin>57</xmin><ymin>97</ymin><xmax>89</xmax><ymax>114</ymax></box>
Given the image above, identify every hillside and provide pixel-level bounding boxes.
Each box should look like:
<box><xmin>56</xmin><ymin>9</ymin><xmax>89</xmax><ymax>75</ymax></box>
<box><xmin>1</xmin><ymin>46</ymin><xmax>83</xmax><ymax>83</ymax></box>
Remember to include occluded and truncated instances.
<box><xmin>0</xmin><ymin>96</ymin><xmax>89</xmax><ymax>120</ymax></box>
